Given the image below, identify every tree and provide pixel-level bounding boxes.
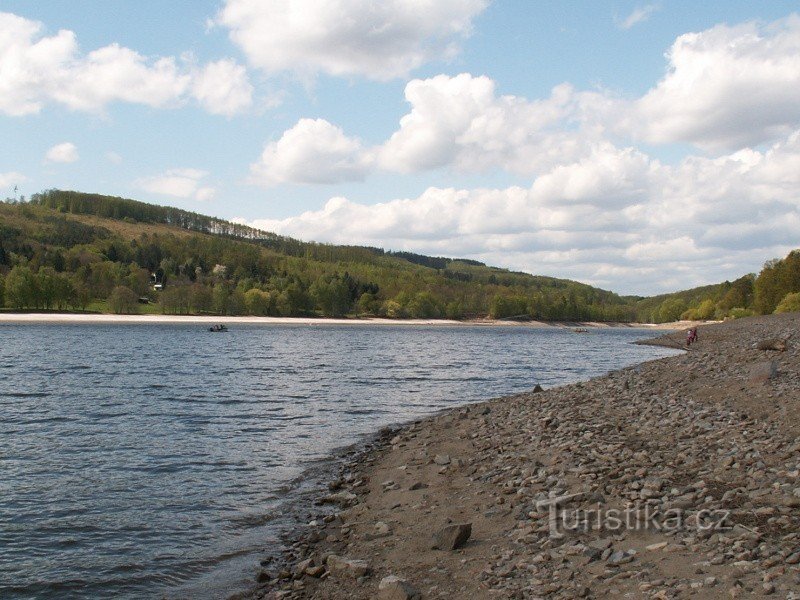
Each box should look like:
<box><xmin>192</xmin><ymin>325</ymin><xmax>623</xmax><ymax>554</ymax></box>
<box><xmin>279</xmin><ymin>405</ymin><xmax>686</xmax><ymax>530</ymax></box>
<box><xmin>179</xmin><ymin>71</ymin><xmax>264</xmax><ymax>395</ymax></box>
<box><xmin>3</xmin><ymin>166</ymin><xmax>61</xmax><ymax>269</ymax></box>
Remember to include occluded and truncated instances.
<box><xmin>310</xmin><ymin>274</ymin><xmax>351</xmax><ymax>317</ymax></box>
<box><xmin>407</xmin><ymin>291</ymin><xmax>441</xmax><ymax>318</ymax></box>
<box><xmin>212</xmin><ymin>283</ymin><xmax>229</xmax><ymax>314</ymax></box>
<box><xmin>190</xmin><ymin>283</ymin><xmax>213</xmax><ymax>313</ymax></box>
<box><xmin>0</xmin><ymin>273</ymin><xmax>4</xmax><ymax>307</ymax></box>
<box><xmin>4</xmin><ymin>265</ymin><xmax>38</xmax><ymax>308</ymax></box>
<box><xmin>775</xmin><ymin>292</ymin><xmax>800</xmax><ymax>314</ymax></box>
<box><xmin>356</xmin><ymin>292</ymin><xmax>378</xmax><ymax>315</ymax></box>
<box><xmin>245</xmin><ymin>288</ymin><xmax>273</xmax><ymax>315</ymax></box>
<box><xmin>108</xmin><ymin>286</ymin><xmax>139</xmax><ymax>314</ymax></box>
<box><xmin>37</xmin><ymin>267</ymin><xmax>58</xmax><ymax>309</ymax></box>
<box><xmin>160</xmin><ymin>285</ymin><xmax>191</xmax><ymax>314</ymax></box>
<box><xmin>656</xmin><ymin>297</ymin><xmax>687</xmax><ymax>323</ymax></box>
<box><xmin>695</xmin><ymin>298</ymin><xmax>716</xmax><ymax>320</ymax></box>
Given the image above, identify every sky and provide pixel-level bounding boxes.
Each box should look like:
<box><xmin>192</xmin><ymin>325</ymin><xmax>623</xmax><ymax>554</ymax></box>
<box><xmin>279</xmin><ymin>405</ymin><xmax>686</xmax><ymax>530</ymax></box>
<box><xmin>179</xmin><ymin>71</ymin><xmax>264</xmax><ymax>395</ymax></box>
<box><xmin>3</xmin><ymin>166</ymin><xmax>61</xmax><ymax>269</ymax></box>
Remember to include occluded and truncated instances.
<box><xmin>1</xmin><ymin>1</ymin><xmax>799</xmax><ymax>296</ymax></box>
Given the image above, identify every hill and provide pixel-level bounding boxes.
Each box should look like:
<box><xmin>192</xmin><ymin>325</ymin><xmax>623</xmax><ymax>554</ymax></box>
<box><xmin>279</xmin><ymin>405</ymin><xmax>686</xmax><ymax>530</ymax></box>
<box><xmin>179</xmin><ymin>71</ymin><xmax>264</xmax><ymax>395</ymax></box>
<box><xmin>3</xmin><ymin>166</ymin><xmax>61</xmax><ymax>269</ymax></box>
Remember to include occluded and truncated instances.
<box><xmin>0</xmin><ymin>190</ymin><xmax>797</xmax><ymax>322</ymax></box>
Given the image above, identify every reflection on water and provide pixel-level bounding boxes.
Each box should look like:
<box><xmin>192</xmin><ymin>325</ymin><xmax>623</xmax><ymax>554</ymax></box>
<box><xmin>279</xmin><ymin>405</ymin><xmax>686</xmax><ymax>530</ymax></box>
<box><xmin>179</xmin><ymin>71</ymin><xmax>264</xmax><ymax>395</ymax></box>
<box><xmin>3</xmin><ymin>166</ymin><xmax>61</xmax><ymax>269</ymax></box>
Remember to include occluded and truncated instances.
<box><xmin>0</xmin><ymin>323</ymin><xmax>679</xmax><ymax>599</ymax></box>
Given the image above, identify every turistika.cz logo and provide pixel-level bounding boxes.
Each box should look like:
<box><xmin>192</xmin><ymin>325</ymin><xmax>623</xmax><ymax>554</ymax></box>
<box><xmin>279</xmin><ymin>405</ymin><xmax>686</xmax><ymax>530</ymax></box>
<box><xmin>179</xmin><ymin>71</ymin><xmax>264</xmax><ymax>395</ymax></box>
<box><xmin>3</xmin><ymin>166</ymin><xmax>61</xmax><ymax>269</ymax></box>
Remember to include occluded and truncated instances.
<box><xmin>535</xmin><ymin>492</ymin><xmax>732</xmax><ymax>538</ymax></box>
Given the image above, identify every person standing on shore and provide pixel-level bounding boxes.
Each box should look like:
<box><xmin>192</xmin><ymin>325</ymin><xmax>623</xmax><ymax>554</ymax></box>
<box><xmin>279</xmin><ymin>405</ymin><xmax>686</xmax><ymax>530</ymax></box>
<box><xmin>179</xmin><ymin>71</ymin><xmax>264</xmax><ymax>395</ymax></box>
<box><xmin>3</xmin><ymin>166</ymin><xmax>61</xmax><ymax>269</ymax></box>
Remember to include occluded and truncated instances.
<box><xmin>686</xmin><ymin>327</ymin><xmax>698</xmax><ymax>346</ymax></box>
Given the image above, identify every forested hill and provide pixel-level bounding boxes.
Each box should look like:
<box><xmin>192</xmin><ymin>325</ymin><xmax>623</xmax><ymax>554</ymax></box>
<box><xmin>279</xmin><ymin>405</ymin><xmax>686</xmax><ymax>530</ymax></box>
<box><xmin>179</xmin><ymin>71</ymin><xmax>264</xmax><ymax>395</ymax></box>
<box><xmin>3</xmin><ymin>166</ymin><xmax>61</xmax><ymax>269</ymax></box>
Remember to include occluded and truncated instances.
<box><xmin>0</xmin><ymin>190</ymin><xmax>798</xmax><ymax>322</ymax></box>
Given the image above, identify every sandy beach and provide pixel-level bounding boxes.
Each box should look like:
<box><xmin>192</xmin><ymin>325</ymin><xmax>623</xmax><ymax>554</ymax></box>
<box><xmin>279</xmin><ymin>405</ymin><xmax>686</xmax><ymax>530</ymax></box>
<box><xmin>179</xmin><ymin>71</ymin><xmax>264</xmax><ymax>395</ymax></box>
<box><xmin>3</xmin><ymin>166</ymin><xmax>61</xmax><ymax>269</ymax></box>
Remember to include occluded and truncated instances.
<box><xmin>252</xmin><ymin>313</ymin><xmax>800</xmax><ymax>599</ymax></box>
<box><xmin>0</xmin><ymin>312</ymin><xmax>697</xmax><ymax>330</ymax></box>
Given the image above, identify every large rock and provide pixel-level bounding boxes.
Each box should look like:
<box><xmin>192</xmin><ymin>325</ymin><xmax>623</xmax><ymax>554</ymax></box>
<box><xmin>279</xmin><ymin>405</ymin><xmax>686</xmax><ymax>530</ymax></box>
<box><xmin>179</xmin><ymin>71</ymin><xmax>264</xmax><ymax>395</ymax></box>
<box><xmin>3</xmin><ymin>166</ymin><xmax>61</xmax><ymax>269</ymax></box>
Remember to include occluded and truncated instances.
<box><xmin>755</xmin><ymin>337</ymin><xmax>790</xmax><ymax>351</ymax></box>
<box><xmin>319</xmin><ymin>491</ymin><xmax>359</xmax><ymax>507</ymax></box>
<box><xmin>326</xmin><ymin>555</ymin><xmax>371</xmax><ymax>578</ymax></box>
<box><xmin>432</xmin><ymin>523</ymin><xmax>472</xmax><ymax>550</ymax></box>
<box><xmin>378</xmin><ymin>575</ymin><xmax>421</xmax><ymax>600</ymax></box>
<box><xmin>749</xmin><ymin>360</ymin><xmax>777</xmax><ymax>384</ymax></box>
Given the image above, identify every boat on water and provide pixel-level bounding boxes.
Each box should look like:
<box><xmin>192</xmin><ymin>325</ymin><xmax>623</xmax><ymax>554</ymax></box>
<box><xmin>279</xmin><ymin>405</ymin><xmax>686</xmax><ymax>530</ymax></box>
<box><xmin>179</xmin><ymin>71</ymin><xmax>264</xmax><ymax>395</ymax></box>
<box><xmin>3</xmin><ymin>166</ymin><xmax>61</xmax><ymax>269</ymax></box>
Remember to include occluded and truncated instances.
<box><xmin>209</xmin><ymin>324</ymin><xmax>228</xmax><ymax>332</ymax></box>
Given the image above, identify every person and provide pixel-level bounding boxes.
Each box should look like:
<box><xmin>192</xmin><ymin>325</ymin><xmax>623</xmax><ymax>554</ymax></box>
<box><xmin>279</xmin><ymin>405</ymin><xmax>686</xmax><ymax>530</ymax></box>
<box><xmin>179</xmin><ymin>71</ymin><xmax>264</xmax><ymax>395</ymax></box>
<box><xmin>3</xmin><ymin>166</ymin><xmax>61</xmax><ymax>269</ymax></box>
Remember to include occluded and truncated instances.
<box><xmin>686</xmin><ymin>327</ymin><xmax>698</xmax><ymax>346</ymax></box>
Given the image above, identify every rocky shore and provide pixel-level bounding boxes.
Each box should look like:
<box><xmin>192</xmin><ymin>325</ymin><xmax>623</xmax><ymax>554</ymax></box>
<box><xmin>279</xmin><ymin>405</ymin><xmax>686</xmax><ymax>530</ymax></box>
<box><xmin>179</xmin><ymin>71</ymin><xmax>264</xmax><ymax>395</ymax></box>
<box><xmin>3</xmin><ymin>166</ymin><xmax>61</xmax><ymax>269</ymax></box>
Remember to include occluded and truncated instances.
<box><xmin>249</xmin><ymin>313</ymin><xmax>800</xmax><ymax>599</ymax></box>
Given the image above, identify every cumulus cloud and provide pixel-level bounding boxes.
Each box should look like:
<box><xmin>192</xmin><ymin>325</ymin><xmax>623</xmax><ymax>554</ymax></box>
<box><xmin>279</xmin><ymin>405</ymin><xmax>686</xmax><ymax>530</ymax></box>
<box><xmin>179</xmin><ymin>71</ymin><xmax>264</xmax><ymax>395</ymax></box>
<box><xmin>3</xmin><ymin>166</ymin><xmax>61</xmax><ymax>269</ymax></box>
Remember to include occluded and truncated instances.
<box><xmin>216</xmin><ymin>0</ymin><xmax>487</xmax><ymax>80</ymax></box>
<box><xmin>0</xmin><ymin>171</ymin><xmax>26</xmax><ymax>188</ymax></box>
<box><xmin>191</xmin><ymin>58</ymin><xmax>253</xmax><ymax>116</ymax></box>
<box><xmin>616</xmin><ymin>5</ymin><xmax>659</xmax><ymax>30</ymax></box>
<box><xmin>0</xmin><ymin>11</ymin><xmax>252</xmax><ymax>116</ymax></box>
<box><xmin>250</xmin><ymin>118</ymin><xmax>372</xmax><ymax>185</ymax></box>
<box><xmin>136</xmin><ymin>168</ymin><xmax>215</xmax><ymax>201</ymax></box>
<box><xmin>252</xmin><ymin>15</ymin><xmax>800</xmax><ymax>187</ymax></box>
<box><xmin>631</xmin><ymin>15</ymin><xmax>800</xmax><ymax>151</ymax></box>
<box><xmin>250</xmin><ymin>74</ymin><xmax>598</xmax><ymax>185</ymax></box>
<box><xmin>378</xmin><ymin>74</ymin><xmax>587</xmax><ymax>174</ymax></box>
<box><xmin>245</xmin><ymin>130</ymin><xmax>800</xmax><ymax>294</ymax></box>
<box><xmin>44</xmin><ymin>142</ymin><xmax>79</xmax><ymax>163</ymax></box>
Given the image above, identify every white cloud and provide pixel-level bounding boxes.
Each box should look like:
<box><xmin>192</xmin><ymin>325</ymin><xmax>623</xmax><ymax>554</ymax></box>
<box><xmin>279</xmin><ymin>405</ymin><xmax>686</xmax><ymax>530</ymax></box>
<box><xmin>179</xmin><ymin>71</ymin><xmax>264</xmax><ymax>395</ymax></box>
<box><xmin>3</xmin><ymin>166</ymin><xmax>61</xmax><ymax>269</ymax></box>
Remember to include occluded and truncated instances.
<box><xmin>0</xmin><ymin>171</ymin><xmax>26</xmax><ymax>188</ymax></box>
<box><xmin>250</xmin><ymin>118</ymin><xmax>372</xmax><ymax>185</ymax></box>
<box><xmin>136</xmin><ymin>168</ymin><xmax>215</xmax><ymax>201</ymax></box>
<box><xmin>191</xmin><ymin>58</ymin><xmax>253</xmax><ymax>116</ymax></box>
<box><xmin>106</xmin><ymin>151</ymin><xmax>122</xmax><ymax>164</ymax></box>
<box><xmin>617</xmin><ymin>5</ymin><xmax>659</xmax><ymax>30</ymax></box>
<box><xmin>631</xmin><ymin>15</ymin><xmax>800</xmax><ymax>151</ymax></box>
<box><xmin>216</xmin><ymin>0</ymin><xmax>488</xmax><ymax>80</ymax></box>
<box><xmin>252</xmin><ymin>15</ymin><xmax>800</xmax><ymax>187</ymax></box>
<box><xmin>0</xmin><ymin>11</ymin><xmax>252</xmax><ymax>116</ymax></box>
<box><xmin>246</xmin><ymin>129</ymin><xmax>800</xmax><ymax>294</ymax></box>
<box><xmin>44</xmin><ymin>142</ymin><xmax>79</xmax><ymax>163</ymax></box>
<box><xmin>379</xmin><ymin>74</ymin><xmax>586</xmax><ymax>174</ymax></box>
<box><xmin>251</xmin><ymin>74</ymin><xmax>597</xmax><ymax>185</ymax></box>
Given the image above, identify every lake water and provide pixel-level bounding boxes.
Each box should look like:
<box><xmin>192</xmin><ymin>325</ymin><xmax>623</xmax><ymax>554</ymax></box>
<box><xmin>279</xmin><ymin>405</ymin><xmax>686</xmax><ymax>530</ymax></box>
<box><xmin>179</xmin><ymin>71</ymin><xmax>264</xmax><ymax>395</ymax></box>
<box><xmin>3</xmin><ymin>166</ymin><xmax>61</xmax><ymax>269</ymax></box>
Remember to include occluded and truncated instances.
<box><xmin>0</xmin><ymin>323</ymin><xmax>680</xmax><ymax>599</ymax></box>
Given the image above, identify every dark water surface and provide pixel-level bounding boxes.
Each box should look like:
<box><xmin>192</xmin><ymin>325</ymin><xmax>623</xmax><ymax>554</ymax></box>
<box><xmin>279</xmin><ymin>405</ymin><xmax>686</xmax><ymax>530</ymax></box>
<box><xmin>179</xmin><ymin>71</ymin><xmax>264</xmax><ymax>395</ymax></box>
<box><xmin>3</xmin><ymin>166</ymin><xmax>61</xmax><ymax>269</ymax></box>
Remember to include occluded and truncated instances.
<box><xmin>0</xmin><ymin>323</ymin><xmax>679</xmax><ymax>599</ymax></box>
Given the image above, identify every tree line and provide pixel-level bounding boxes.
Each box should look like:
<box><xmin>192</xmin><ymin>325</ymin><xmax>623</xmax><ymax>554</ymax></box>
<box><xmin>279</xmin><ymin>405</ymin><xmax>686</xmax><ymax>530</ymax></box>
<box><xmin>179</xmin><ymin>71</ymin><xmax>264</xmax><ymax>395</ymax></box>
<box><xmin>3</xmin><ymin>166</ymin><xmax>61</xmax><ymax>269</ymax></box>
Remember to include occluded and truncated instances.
<box><xmin>2</xmin><ymin>191</ymin><xmax>798</xmax><ymax>321</ymax></box>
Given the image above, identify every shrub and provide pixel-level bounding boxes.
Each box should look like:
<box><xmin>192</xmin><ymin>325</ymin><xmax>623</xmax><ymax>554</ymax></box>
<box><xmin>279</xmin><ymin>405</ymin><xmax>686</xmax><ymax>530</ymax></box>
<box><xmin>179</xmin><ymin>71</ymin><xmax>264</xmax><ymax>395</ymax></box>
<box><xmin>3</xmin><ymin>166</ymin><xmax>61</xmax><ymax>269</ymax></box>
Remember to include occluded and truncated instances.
<box><xmin>774</xmin><ymin>292</ymin><xmax>800</xmax><ymax>314</ymax></box>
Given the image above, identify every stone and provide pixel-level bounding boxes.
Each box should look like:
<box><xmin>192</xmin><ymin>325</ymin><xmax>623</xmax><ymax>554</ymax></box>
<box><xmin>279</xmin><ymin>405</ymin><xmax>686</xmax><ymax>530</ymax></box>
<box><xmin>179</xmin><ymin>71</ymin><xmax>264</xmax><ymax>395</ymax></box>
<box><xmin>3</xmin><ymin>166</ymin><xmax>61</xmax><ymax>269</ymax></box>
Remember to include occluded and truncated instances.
<box><xmin>646</xmin><ymin>542</ymin><xmax>669</xmax><ymax>551</ymax></box>
<box><xmin>319</xmin><ymin>491</ymin><xmax>359</xmax><ymax>507</ymax></box>
<box><xmin>326</xmin><ymin>555</ymin><xmax>371</xmax><ymax>578</ymax></box>
<box><xmin>293</xmin><ymin>558</ymin><xmax>314</xmax><ymax>577</ymax></box>
<box><xmin>432</xmin><ymin>523</ymin><xmax>472</xmax><ymax>550</ymax></box>
<box><xmin>749</xmin><ymin>360</ymin><xmax>777</xmax><ymax>384</ymax></box>
<box><xmin>373</xmin><ymin>521</ymin><xmax>392</xmax><ymax>537</ymax></box>
<box><xmin>408</xmin><ymin>481</ymin><xmax>428</xmax><ymax>490</ymax></box>
<box><xmin>305</xmin><ymin>565</ymin><xmax>325</xmax><ymax>577</ymax></box>
<box><xmin>434</xmin><ymin>454</ymin><xmax>451</xmax><ymax>465</ymax></box>
<box><xmin>378</xmin><ymin>575</ymin><xmax>421</xmax><ymax>600</ymax></box>
<box><xmin>755</xmin><ymin>337</ymin><xmax>789</xmax><ymax>351</ymax></box>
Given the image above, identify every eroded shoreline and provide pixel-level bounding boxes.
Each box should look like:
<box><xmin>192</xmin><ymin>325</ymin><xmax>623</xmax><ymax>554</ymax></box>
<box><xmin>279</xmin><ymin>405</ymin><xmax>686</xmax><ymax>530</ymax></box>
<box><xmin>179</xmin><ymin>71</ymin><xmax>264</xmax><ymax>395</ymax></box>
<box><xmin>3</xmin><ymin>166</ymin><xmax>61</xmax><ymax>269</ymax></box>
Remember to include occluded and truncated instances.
<box><xmin>250</xmin><ymin>314</ymin><xmax>800</xmax><ymax>599</ymax></box>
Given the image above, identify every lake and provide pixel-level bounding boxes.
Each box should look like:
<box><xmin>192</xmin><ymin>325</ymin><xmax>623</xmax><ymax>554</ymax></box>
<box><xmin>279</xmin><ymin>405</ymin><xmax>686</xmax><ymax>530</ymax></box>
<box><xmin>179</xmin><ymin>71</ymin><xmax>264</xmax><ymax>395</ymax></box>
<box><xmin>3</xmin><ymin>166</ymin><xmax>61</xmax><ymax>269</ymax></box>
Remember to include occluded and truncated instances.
<box><xmin>0</xmin><ymin>323</ymin><xmax>680</xmax><ymax>599</ymax></box>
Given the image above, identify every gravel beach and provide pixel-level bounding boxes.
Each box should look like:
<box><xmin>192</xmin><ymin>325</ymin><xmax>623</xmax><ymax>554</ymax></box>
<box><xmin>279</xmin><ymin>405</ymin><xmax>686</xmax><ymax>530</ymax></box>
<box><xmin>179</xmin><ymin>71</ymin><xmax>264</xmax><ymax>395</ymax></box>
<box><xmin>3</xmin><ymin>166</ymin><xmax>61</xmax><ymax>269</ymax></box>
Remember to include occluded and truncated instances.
<box><xmin>249</xmin><ymin>313</ymin><xmax>800</xmax><ymax>599</ymax></box>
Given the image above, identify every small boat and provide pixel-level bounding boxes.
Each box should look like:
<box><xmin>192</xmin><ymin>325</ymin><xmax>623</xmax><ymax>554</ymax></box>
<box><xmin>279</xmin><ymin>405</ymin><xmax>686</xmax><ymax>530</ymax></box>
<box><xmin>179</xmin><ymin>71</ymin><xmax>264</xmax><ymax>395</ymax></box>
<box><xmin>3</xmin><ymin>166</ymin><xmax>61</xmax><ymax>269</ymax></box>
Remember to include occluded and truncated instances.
<box><xmin>573</xmin><ymin>327</ymin><xmax>589</xmax><ymax>333</ymax></box>
<box><xmin>209</xmin><ymin>324</ymin><xmax>228</xmax><ymax>332</ymax></box>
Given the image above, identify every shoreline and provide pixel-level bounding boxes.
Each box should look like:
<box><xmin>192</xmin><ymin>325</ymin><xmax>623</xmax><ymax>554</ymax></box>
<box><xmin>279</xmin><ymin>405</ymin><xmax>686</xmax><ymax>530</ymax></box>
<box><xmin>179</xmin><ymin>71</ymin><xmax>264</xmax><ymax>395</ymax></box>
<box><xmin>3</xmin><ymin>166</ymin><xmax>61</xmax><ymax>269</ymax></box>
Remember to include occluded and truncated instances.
<box><xmin>253</xmin><ymin>313</ymin><xmax>800</xmax><ymax>599</ymax></box>
<box><xmin>0</xmin><ymin>311</ymin><xmax>700</xmax><ymax>329</ymax></box>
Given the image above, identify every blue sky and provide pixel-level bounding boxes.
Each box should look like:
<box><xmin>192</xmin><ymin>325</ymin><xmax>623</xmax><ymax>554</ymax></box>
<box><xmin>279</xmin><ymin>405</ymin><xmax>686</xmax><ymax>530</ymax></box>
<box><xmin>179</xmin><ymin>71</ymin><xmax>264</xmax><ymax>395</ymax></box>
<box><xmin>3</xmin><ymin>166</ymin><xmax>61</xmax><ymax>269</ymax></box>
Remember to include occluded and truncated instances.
<box><xmin>2</xmin><ymin>1</ymin><xmax>799</xmax><ymax>294</ymax></box>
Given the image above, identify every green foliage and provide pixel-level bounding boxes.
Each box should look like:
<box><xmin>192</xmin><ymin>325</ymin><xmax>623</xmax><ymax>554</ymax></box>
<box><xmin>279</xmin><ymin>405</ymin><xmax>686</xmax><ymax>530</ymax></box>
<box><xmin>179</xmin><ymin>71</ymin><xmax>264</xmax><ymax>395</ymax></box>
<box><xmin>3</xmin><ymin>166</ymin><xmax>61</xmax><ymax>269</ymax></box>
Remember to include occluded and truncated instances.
<box><xmin>489</xmin><ymin>294</ymin><xmax>528</xmax><ymax>319</ymax></box>
<box><xmin>728</xmin><ymin>307</ymin><xmax>755</xmax><ymax>319</ymax></box>
<box><xmin>775</xmin><ymin>292</ymin><xmax>800</xmax><ymax>314</ymax></box>
<box><xmin>108</xmin><ymin>286</ymin><xmax>139</xmax><ymax>314</ymax></box>
<box><xmin>656</xmin><ymin>297</ymin><xmax>687</xmax><ymax>323</ymax></box>
<box><xmin>4</xmin><ymin>266</ymin><xmax>38</xmax><ymax>308</ymax></box>
<box><xmin>754</xmin><ymin>252</ymin><xmax>800</xmax><ymax>314</ymax></box>
<box><xmin>407</xmin><ymin>291</ymin><xmax>442</xmax><ymax>319</ymax></box>
<box><xmin>5</xmin><ymin>189</ymin><xmax>798</xmax><ymax>322</ymax></box>
<box><xmin>310</xmin><ymin>274</ymin><xmax>352</xmax><ymax>317</ymax></box>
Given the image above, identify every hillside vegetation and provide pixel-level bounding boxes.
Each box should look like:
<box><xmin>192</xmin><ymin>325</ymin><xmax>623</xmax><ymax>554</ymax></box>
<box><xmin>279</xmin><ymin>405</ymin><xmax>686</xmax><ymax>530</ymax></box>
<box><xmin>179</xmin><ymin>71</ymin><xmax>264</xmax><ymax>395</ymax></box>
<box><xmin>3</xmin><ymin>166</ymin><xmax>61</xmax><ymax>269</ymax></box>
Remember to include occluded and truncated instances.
<box><xmin>0</xmin><ymin>190</ymin><xmax>797</xmax><ymax>322</ymax></box>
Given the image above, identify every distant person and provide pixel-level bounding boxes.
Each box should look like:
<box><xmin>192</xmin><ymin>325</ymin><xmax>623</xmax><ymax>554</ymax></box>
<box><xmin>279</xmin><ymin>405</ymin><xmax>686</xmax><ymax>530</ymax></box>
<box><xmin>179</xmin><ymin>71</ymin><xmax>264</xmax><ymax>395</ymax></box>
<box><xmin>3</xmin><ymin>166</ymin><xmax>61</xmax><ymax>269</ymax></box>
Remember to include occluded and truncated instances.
<box><xmin>686</xmin><ymin>327</ymin><xmax>698</xmax><ymax>346</ymax></box>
